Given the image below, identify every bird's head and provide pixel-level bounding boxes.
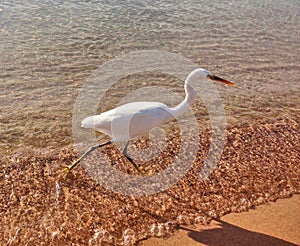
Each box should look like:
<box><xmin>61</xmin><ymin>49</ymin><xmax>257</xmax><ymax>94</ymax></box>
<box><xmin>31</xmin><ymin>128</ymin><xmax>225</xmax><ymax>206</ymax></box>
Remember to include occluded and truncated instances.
<box><xmin>187</xmin><ymin>68</ymin><xmax>235</xmax><ymax>87</ymax></box>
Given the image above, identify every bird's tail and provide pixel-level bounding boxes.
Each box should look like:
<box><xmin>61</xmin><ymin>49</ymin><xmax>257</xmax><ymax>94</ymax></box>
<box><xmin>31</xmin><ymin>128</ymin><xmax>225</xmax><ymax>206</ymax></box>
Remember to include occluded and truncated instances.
<box><xmin>81</xmin><ymin>116</ymin><xmax>98</xmax><ymax>129</ymax></box>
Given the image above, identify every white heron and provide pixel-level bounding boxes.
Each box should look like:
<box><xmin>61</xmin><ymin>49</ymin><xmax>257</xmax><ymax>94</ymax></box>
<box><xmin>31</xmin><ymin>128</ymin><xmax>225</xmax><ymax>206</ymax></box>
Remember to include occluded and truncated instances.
<box><xmin>66</xmin><ymin>68</ymin><xmax>235</xmax><ymax>173</ymax></box>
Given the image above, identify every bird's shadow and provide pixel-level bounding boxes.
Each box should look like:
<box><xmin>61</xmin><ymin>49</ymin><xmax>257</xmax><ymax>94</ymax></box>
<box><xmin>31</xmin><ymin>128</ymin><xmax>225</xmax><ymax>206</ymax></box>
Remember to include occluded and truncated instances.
<box><xmin>180</xmin><ymin>219</ymin><xmax>297</xmax><ymax>246</ymax></box>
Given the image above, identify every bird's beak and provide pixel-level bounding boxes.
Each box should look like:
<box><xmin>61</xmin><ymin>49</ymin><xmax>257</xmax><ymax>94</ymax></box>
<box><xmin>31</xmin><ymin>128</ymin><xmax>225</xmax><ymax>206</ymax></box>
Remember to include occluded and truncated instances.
<box><xmin>208</xmin><ymin>74</ymin><xmax>235</xmax><ymax>86</ymax></box>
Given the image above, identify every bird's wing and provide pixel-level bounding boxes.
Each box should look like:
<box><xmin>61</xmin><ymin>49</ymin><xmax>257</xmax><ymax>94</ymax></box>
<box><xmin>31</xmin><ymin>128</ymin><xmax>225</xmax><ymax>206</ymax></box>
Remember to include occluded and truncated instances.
<box><xmin>115</xmin><ymin>102</ymin><xmax>174</xmax><ymax>138</ymax></box>
<box><xmin>81</xmin><ymin>101</ymin><xmax>174</xmax><ymax>140</ymax></box>
<box><xmin>132</xmin><ymin>103</ymin><xmax>173</xmax><ymax>125</ymax></box>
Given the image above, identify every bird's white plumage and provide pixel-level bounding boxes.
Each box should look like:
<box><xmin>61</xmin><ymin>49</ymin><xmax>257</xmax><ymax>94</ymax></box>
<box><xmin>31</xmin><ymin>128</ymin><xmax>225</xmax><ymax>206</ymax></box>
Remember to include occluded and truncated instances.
<box><xmin>81</xmin><ymin>68</ymin><xmax>234</xmax><ymax>142</ymax></box>
<box><xmin>81</xmin><ymin>101</ymin><xmax>174</xmax><ymax>141</ymax></box>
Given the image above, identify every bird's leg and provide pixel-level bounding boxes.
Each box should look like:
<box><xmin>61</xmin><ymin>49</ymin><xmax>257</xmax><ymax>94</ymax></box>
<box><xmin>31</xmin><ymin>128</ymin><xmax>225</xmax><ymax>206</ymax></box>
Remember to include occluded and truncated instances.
<box><xmin>65</xmin><ymin>140</ymin><xmax>112</xmax><ymax>172</ymax></box>
<box><xmin>122</xmin><ymin>141</ymin><xmax>143</xmax><ymax>174</ymax></box>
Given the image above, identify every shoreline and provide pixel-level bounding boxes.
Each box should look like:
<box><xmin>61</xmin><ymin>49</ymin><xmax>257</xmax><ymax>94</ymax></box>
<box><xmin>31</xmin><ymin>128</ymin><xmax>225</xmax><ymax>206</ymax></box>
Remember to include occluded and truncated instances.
<box><xmin>141</xmin><ymin>195</ymin><xmax>300</xmax><ymax>246</ymax></box>
<box><xmin>0</xmin><ymin>121</ymin><xmax>299</xmax><ymax>245</ymax></box>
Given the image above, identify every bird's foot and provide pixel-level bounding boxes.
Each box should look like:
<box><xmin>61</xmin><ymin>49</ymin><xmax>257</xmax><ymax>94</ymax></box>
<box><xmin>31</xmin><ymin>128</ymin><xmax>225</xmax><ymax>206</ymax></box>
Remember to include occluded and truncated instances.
<box><xmin>134</xmin><ymin>166</ymin><xmax>151</xmax><ymax>176</ymax></box>
<box><xmin>59</xmin><ymin>160</ymin><xmax>79</xmax><ymax>177</ymax></box>
<box><xmin>58</xmin><ymin>165</ymin><xmax>73</xmax><ymax>178</ymax></box>
<box><xmin>138</xmin><ymin>166</ymin><xmax>158</xmax><ymax>176</ymax></box>
<box><xmin>137</xmin><ymin>169</ymin><xmax>146</xmax><ymax>175</ymax></box>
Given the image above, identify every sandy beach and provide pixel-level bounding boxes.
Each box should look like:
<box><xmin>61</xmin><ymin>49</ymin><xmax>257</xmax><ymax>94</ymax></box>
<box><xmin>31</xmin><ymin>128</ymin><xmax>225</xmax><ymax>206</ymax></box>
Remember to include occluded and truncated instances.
<box><xmin>142</xmin><ymin>195</ymin><xmax>300</xmax><ymax>246</ymax></box>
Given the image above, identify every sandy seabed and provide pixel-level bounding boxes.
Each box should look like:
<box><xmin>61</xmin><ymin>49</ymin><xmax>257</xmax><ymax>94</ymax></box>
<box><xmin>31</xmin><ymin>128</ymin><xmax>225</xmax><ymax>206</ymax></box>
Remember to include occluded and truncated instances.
<box><xmin>0</xmin><ymin>121</ymin><xmax>299</xmax><ymax>245</ymax></box>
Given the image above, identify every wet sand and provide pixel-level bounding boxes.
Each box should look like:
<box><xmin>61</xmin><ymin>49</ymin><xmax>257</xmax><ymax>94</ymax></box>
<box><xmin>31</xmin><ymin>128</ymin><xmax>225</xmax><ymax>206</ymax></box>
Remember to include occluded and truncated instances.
<box><xmin>0</xmin><ymin>121</ymin><xmax>299</xmax><ymax>245</ymax></box>
<box><xmin>141</xmin><ymin>195</ymin><xmax>300</xmax><ymax>246</ymax></box>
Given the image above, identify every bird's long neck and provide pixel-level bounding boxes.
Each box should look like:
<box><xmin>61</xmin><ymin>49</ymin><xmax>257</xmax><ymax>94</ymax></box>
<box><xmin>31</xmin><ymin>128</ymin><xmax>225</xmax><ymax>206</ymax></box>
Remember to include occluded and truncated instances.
<box><xmin>170</xmin><ymin>82</ymin><xmax>196</xmax><ymax>118</ymax></box>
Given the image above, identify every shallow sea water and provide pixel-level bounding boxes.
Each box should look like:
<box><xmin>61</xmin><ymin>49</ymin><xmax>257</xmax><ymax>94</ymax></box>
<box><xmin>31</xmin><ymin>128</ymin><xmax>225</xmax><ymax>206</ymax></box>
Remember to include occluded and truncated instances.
<box><xmin>0</xmin><ymin>1</ymin><xmax>299</xmax><ymax>245</ymax></box>
<box><xmin>1</xmin><ymin>0</ymin><xmax>299</xmax><ymax>152</ymax></box>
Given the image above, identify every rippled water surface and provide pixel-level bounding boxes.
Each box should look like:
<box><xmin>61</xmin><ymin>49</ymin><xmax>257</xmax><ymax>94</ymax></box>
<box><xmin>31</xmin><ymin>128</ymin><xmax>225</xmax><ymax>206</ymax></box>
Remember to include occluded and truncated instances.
<box><xmin>1</xmin><ymin>0</ymin><xmax>299</xmax><ymax>152</ymax></box>
<box><xmin>1</xmin><ymin>1</ymin><xmax>299</xmax><ymax>245</ymax></box>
